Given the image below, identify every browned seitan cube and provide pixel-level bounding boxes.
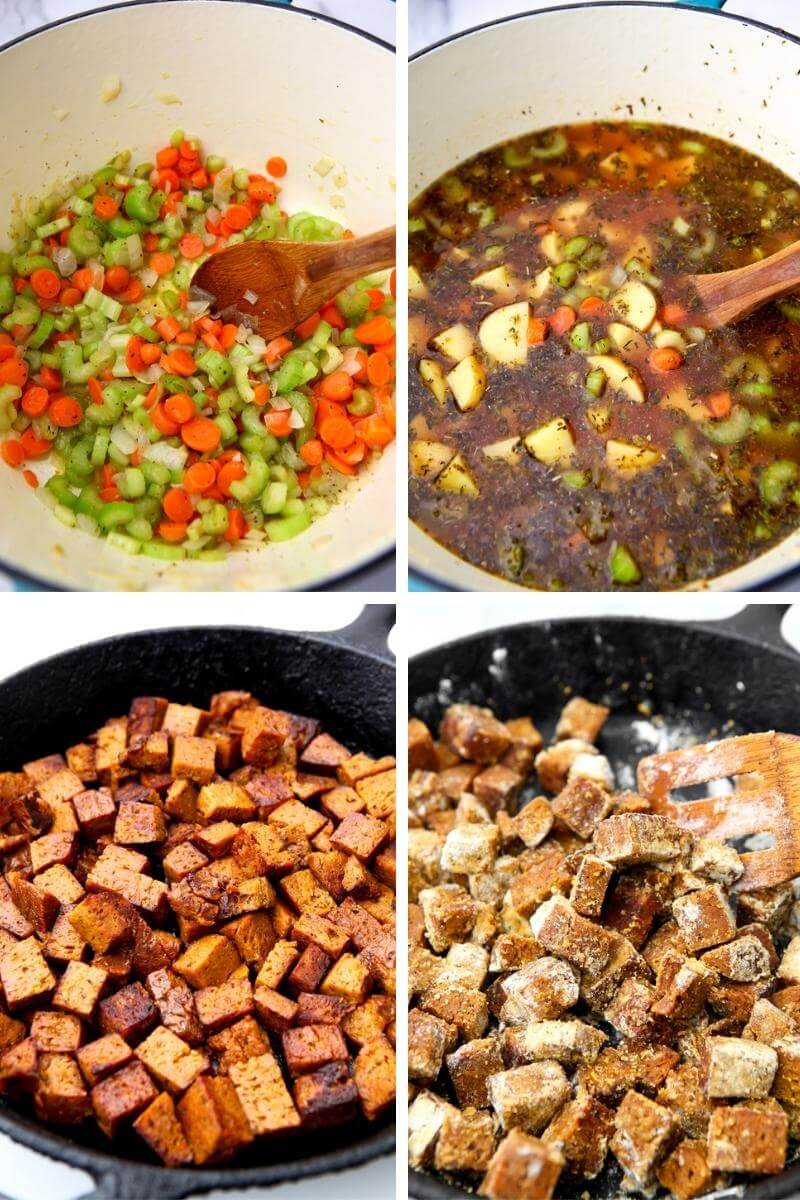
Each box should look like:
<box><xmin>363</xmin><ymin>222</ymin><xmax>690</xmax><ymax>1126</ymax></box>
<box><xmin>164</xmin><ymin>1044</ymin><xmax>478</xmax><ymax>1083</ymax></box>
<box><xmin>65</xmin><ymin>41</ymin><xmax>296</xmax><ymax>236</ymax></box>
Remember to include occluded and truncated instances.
<box><xmin>535</xmin><ymin>740</ymin><xmax>598</xmax><ymax>794</ymax></box>
<box><xmin>555</xmin><ymin>697</ymin><xmax>609</xmax><ymax>744</ymax></box>
<box><xmin>473</xmin><ymin>765</ymin><xmax>523</xmax><ymax>814</ymax></box>
<box><xmin>524</xmin><ymin>1019</ymin><xmax>606</xmax><ymax>1064</ymax></box>
<box><xmin>91</xmin><ymin>1060</ymin><xmax>159</xmax><ymax>1136</ymax></box>
<box><xmin>594</xmin><ymin>813</ymin><xmax>682</xmax><ymax>866</ymax></box>
<box><xmin>441</xmin><ymin>706</ymin><xmax>512</xmax><ymax>764</ymax></box>
<box><xmin>487</xmin><ymin>1062</ymin><xmax>570</xmax><ymax>1134</ymax></box>
<box><xmin>195</xmin><ymin>976</ymin><xmax>254</xmax><ymax>1034</ymax></box>
<box><xmin>292</xmin><ymin>1060</ymin><xmax>359</xmax><ymax>1128</ymax></box>
<box><xmin>173</xmin><ymin>934</ymin><xmax>241</xmax><ymax>988</ymax></box>
<box><xmin>68</xmin><ymin>893</ymin><xmax>129</xmax><ymax>953</ymax></box>
<box><xmin>35</xmin><ymin>1052</ymin><xmax>90</xmax><ymax>1123</ymax></box>
<box><xmin>99</xmin><ymin>981</ymin><xmax>155</xmax><ymax>1041</ymax></box>
<box><xmin>707</xmin><ymin>1103</ymin><xmax>788</xmax><ymax>1174</ymax></box>
<box><xmin>353</xmin><ymin>1034</ymin><xmax>395</xmax><ymax>1119</ymax></box>
<box><xmin>229</xmin><ymin>1051</ymin><xmax>300</xmax><ymax>1134</ymax></box>
<box><xmin>543</xmin><ymin>1093</ymin><xmax>614</xmax><ymax>1178</ymax></box>
<box><xmin>570</xmin><ymin>854</ymin><xmax>614</xmax><ymax>917</ymax></box>
<box><xmin>529</xmin><ymin>896</ymin><xmax>619</xmax><ymax>979</ymax></box>
<box><xmin>672</xmin><ymin>885</ymin><xmax>736</xmax><ymax>952</ymax></box>
<box><xmin>434</xmin><ymin>1106</ymin><xmax>495</xmax><ymax>1175</ymax></box>
<box><xmin>177</xmin><ymin>1074</ymin><xmax>254</xmax><ymax>1163</ymax></box>
<box><xmin>610</xmin><ymin>1091</ymin><xmax>678</xmax><ymax>1188</ymax></box>
<box><xmin>133</xmin><ymin>1091</ymin><xmax>194</xmax><ymax>1165</ymax></box>
<box><xmin>0</xmin><ymin>937</ymin><xmax>56</xmax><ymax>1010</ymax></box>
<box><xmin>282</xmin><ymin>1023</ymin><xmax>349</xmax><ymax>1076</ymax></box>
<box><xmin>446</xmin><ymin>1037</ymin><xmax>504</xmax><ymax>1108</ymax></box>
<box><xmin>135</xmin><ymin>1025</ymin><xmax>208</xmax><ymax>1093</ymax></box>
<box><xmin>30</xmin><ymin>1010</ymin><xmax>82</xmax><ymax>1053</ymax></box>
<box><xmin>77</xmin><ymin>1034</ymin><xmax>133</xmax><ymax>1086</ymax></box>
<box><xmin>481</xmin><ymin>1129</ymin><xmax>563</xmax><ymax>1200</ymax></box>
<box><xmin>657</xmin><ymin>1139</ymin><xmax>716</xmax><ymax>1200</ymax></box>
<box><xmin>551</xmin><ymin>778</ymin><xmax>613</xmax><ymax>839</ymax></box>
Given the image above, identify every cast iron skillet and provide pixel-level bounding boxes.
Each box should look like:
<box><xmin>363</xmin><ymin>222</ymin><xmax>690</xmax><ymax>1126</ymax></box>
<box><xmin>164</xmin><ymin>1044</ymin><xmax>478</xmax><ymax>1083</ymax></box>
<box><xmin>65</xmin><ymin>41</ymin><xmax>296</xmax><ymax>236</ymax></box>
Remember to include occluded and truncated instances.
<box><xmin>0</xmin><ymin>606</ymin><xmax>395</xmax><ymax>1199</ymax></box>
<box><xmin>409</xmin><ymin>603</ymin><xmax>800</xmax><ymax>1200</ymax></box>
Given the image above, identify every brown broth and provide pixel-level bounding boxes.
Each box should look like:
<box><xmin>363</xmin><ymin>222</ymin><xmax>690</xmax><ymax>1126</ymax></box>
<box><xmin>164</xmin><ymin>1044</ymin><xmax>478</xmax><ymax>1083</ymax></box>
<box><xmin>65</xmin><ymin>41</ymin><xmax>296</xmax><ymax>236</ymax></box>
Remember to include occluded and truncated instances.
<box><xmin>409</xmin><ymin>121</ymin><xmax>800</xmax><ymax>590</ymax></box>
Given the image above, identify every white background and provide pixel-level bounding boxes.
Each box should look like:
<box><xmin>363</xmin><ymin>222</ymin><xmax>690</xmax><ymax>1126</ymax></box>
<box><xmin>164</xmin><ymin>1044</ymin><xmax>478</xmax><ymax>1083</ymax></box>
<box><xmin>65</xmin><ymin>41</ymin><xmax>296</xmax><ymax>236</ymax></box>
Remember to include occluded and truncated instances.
<box><xmin>0</xmin><ymin>595</ymin><xmax>395</xmax><ymax>1200</ymax></box>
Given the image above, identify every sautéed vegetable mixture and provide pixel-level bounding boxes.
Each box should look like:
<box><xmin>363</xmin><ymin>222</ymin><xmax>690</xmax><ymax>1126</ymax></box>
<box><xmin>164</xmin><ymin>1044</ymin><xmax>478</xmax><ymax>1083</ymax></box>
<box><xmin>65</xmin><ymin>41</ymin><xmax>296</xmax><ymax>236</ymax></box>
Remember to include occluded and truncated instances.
<box><xmin>409</xmin><ymin>121</ymin><xmax>800</xmax><ymax>589</ymax></box>
<box><xmin>0</xmin><ymin>134</ymin><xmax>395</xmax><ymax>561</ymax></box>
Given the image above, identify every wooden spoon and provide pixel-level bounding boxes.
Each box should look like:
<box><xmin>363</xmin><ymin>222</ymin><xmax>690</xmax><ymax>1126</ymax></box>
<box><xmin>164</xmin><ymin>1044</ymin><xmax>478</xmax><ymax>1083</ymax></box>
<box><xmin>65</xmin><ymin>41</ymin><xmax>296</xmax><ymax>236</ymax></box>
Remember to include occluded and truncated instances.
<box><xmin>638</xmin><ymin>731</ymin><xmax>800</xmax><ymax>891</ymax></box>
<box><xmin>685</xmin><ymin>239</ymin><xmax>800</xmax><ymax>327</ymax></box>
<box><xmin>189</xmin><ymin>226</ymin><xmax>395</xmax><ymax>341</ymax></box>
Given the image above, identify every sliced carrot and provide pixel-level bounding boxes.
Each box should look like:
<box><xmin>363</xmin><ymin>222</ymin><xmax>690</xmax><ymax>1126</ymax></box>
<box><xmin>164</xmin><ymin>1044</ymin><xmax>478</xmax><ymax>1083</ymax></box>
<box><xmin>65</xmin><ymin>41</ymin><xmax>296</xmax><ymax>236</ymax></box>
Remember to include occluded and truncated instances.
<box><xmin>294</xmin><ymin>313</ymin><xmax>321</xmax><ymax>340</ymax></box>
<box><xmin>93</xmin><ymin>195</ymin><xmax>119</xmax><ymax>220</ymax></box>
<box><xmin>71</xmin><ymin>267</ymin><xmax>94</xmax><ymax>293</ymax></box>
<box><xmin>104</xmin><ymin>265</ymin><xmax>130</xmax><ymax>294</ymax></box>
<box><xmin>126</xmin><ymin>335</ymin><xmax>145</xmax><ymax>375</ymax></box>
<box><xmin>252</xmin><ymin>383</ymin><xmax>271</xmax><ymax>407</ymax></box>
<box><xmin>661</xmin><ymin>302</ymin><xmax>688</xmax><ymax>325</ymax></box>
<box><xmin>119</xmin><ymin>278</ymin><xmax>145</xmax><ymax>304</ymax></box>
<box><xmin>265</xmin><ymin>409</ymin><xmax>292</xmax><ymax>438</ymax></box>
<box><xmin>140</xmin><ymin>343</ymin><xmax>162</xmax><ymax>365</ymax></box>
<box><xmin>354</xmin><ymin>315</ymin><xmax>394</xmax><ymax>345</ymax></box>
<box><xmin>650</xmin><ymin>346</ymin><xmax>684</xmax><ymax>372</ymax></box>
<box><xmin>367</xmin><ymin>352</ymin><xmax>392</xmax><ymax>387</ymax></box>
<box><xmin>156</xmin><ymin>146</ymin><xmax>179</xmax><ymax>168</ymax></box>
<box><xmin>1</xmin><ymin>439</ymin><xmax>24</xmax><ymax>467</ymax></box>
<box><xmin>706</xmin><ymin>390</ymin><xmax>732</xmax><ymax>419</ymax></box>
<box><xmin>264</xmin><ymin>335</ymin><xmax>293</xmax><ymax>365</ymax></box>
<box><xmin>181</xmin><ymin>416</ymin><xmax>221</xmax><ymax>452</ymax></box>
<box><xmin>224</xmin><ymin>506</ymin><xmax>248</xmax><ymax>543</ymax></box>
<box><xmin>30</xmin><ymin>269</ymin><xmax>60</xmax><ymax>300</ymax></box>
<box><xmin>0</xmin><ymin>358</ymin><xmax>28</xmax><ymax>388</ymax></box>
<box><xmin>149</xmin><ymin>252</ymin><xmax>176</xmax><ymax>277</ymax></box>
<box><xmin>320</xmin><ymin>303</ymin><xmax>346</xmax><ymax>331</ymax></box>
<box><xmin>49</xmin><ymin>396</ymin><xmax>83</xmax><ymax>428</ymax></box>
<box><xmin>39</xmin><ymin>366</ymin><xmax>62</xmax><ymax>392</ymax></box>
<box><xmin>182</xmin><ymin>461</ymin><xmax>217</xmax><ymax>494</ymax></box>
<box><xmin>88</xmin><ymin>377</ymin><xmax>105</xmax><ymax>406</ymax></box>
<box><xmin>528</xmin><ymin>317</ymin><xmax>549</xmax><ymax>346</ymax></box>
<box><xmin>151</xmin><ymin>403</ymin><xmax>180</xmax><ymax>437</ymax></box>
<box><xmin>22</xmin><ymin>469</ymin><xmax>38</xmax><ymax>489</ymax></box>
<box><xmin>99</xmin><ymin>485</ymin><xmax>121</xmax><ymax>502</ymax></box>
<box><xmin>217</xmin><ymin>459</ymin><xmax>247</xmax><ymax>495</ymax></box>
<box><xmin>60</xmin><ymin>287</ymin><xmax>82</xmax><ymax>307</ymax></box>
<box><xmin>21</xmin><ymin>386</ymin><xmax>50</xmax><ymax>417</ymax></box>
<box><xmin>336</xmin><ymin>438</ymin><xmax>367</xmax><ymax>466</ymax></box>
<box><xmin>549</xmin><ymin>306</ymin><xmax>577</xmax><ymax>337</ymax></box>
<box><xmin>324</xmin><ymin>447</ymin><xmax>356</xmax><ymax>476</ymax></box>
<box><xmin>359</xmin><ymin>415</ymin><xmax>394</xmax><ymax>449</ymax></box>
<box><xmin>161</xmin><ymin>349</ymin><xmax>196</xmax><ymax>377</ymax></box>
<box><xmin>366</xmin><ymin>289</ymin><xmax>385</xmax><ymax>311</ymax></box>
<box><xmin>20</xmin><ymin>428</ymin><xmax>52</xmax><ymax>457</ymax></box>
<box><xmin>164</xmin><ymin>392</ymin><xmax>196</xmax><ymax>425</ymax></box>
<box><xmin>578</xmin><ymin>296</ymin><xmax>607</xmax><ymax>319</ymax></box>
<box><xmin>223</xmin><ymin>204</ymin><xmax>252</xmax><ymax>232</ymax></box>
<box><xmin>320</xmin><ymin>371</ymin><xmax>354</xmax><ymax>403</ymax></box>
<box><xmin>157</xmin><ymin>521</ymin><xmax>187</xmax><ymax>543</ymax></box>
<box><xmin>163</xmin><ymin>487</ymin><xmax>195</xmax><ymax>524</ymax></box>
<box><xmin>248</xmin><ymin>177</ymin><xmax>276</xmax><ymax>204</ymax></box>
<box><xmin>156</xmin><ymin>316</ymin><xmax>181</xmax><ymax>343</ymax></box>
<box><xmin>319</xmin><ymin>416</ymin><xmax>355</xmax><ymax>451</ymax></box>
<box><xmin>266</xmin><ymin>156</ymin><xmax>287</xmax><ymax>178</ymax></box>
<box><xmin>220</xmin><ymin>324</ymin><xmax>239</xmax><ymax>351</ymax></box>
<box><xmin>178</xmin><ymin>233</ymin><xmax>204</xmax><ymax>260</ymax></box>
<box><xmin>299</xmin><ymin>439</ymin><xmax>323</xmax><ymax>467</ymax></box>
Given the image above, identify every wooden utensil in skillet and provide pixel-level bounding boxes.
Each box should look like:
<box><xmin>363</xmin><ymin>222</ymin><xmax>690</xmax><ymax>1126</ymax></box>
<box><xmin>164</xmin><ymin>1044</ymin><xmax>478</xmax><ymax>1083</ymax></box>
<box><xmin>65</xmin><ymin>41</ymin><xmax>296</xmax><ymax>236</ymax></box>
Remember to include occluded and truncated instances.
<box><xmin>638</xmin><ymin>732</ymin><xmax>800</xmax><ymax>890</ymax></box>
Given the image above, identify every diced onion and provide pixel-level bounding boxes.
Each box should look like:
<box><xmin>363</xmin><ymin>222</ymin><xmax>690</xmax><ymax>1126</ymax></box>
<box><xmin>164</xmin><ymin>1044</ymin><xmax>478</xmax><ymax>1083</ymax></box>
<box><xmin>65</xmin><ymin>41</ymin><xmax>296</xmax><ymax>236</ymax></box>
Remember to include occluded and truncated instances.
<box><xmin>610</xmin><ymin>264</ymin><xmax>627</xmax><ymax>288</ymax></box>
<box><xmin>137</xmin><ymin>267</ymin><xmax>158</xmax><ymax>289</ymax></box>
<box><xmin>235</xmin><ymin>325</ymin><xmax>250</xmax><ymax>344</ymax></box>
<box><xmin>142</xmin><ymin>314</ymin><xmax>157</xmax><ymax>327</ymax></box>
<box><xmin>110</xmin><ymin>424</ymin><xmax>138</xmax><ymax>455</ymax></box>
<box><xmin>289</xmin><ymin>409</ymin><xmax>304</xmax><ymax>429</ymax></box>
<box><xmin>126</xmin><ymin>234</ymin><xmax>144</xmax><ymax>271</ymax></box>
<box><xmin>243</xmin><ymin>289</ymin><xmax>258</xmax><ymax>306</ymax></box>
<box><xmin>202</xmin><ymin>231</ymin><xmax>217</xmax><ymax>248</ymax></box>
<box><xmin>270</xmin><ymin>398</ymin><xmax>290</xmax><ymax>411</ymax></box>
<box><xmin>186</xmin><ymin>299</ymin><xmax>210</xmax><ymax>317</ymax></box>
<box><xmin>52</xmin><ymin>246</ymin><xmax>77</xmax><ymax>278</ymax></box>
<box><xmin>341</xmin><ymin>347</ymin><xmax>364</xmax><ymax>376</ymax></box>
<box><xmin>143</xmin><ymin>441</ymin><xmax>188</xmax><ymax>471</ymax></box>
<box><xmin>87</xmin><ymin>260</ymin><xmax>105</xmax><ymax>290</ymax></box>
<box><xmin>212</xmin><ymin>168</ymin><xmax>234</xmax><ymax>210</ymax></box>
<box><xmin>246</xmin><ymin>334</ymin><xmax>267</xmax><ymax>356</ymax></box>
<box><xmin>76</xmin><ymin>513</ymin><xmax>99</xmax><ymax>535</ymax></box>
<box><xmin>133</xmin><ymin>364</ymin><xmax>163</xmax><ymax>385</ymax></box>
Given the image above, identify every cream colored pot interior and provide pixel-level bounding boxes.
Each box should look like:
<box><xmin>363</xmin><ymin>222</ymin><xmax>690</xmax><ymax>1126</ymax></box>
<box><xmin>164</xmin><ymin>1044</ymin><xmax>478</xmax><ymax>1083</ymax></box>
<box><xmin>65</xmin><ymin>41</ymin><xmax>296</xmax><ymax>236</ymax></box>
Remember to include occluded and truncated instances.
<box><xmin>0</xmin><ymin>0</ymin><xmax>395</xmax><ymax>591</ymax></box>
<box><xmin>409</xmin><ymin>3</ymin><xmax>800</xmax><ymax>592</ymax></box>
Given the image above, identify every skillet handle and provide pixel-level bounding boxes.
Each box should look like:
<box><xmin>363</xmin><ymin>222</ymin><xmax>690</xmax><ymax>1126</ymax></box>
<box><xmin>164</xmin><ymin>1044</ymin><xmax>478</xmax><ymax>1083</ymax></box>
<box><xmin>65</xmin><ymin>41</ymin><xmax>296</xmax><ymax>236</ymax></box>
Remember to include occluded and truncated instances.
<box><xmin>329</xmin><ymin>604</ymin><xmax>395</xmax><ymax>660</ymax></box>
<box><xmin>710</xmin><ymin>603</ymin><xmax>792</xmax><ymax>652</ymax></box>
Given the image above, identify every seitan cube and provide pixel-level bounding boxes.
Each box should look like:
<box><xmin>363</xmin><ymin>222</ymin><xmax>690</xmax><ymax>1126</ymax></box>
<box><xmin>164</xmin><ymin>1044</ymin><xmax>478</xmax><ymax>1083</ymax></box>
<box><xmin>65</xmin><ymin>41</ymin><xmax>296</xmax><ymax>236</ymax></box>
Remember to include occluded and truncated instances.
<box><xmin>287</xmin><ymin>944</ymin><xmax>331</xmax><ymax>995</ymax></box>
<box><xmin>77</xmin><ymin>1033</ymin><xmax>133</xmax><ymax>1086</ymax></box>
<box><xmin>68</xmin><ymin>893</ymin><xmax>129</xmax><ymax>953</ymax></box>
<box><xmin>481</xmin><ymin>1129</ymin><xmax>563</xmax><ymax>1200</ymax></box>
<box><xmin>172</xmin><ymin>736</ymin><xmax>216</xmax><ymax>785</ymax></box>
<box><xmin>535</xmin><ymin>740</ymin><xmax>597</xmax><ymax>794</ymax></box>
<box><xmin>229</xmin><ymin>1051</ymin><xmax>300</xmax><ymax>1134</ymax></box>
<box><xmin>320</xmin><ymin>953</ymin><xmax>370</xmax><ymax>1004</ymax></box>
<box><xmin>419</xmin><ymin>885</ymin><xmax>477</xmax><ymax>953</ymax></box>
<box><xmin>133</xmin><ymin>1092</ymin><xmax>194</xmax><ymax>1165</ymax></box>
<box><xmin>551</xmin><ymin>778</ymin><xmax>613</xmax><ymax>839</ymax></box>
<box><xmin>135</xmin><ymin>1025</ymin><xmax>208</xmax><ymax>1093</ymax></box>
<box><xmin>206</xmin><ymin>1015</ymin><xmax>270</xmax><ymax>1072</ymax></box>
<box><xmin>657</xmin><ymin>1139</ymin><xmax>715</xmax><ymax>1200</ymax></box>
<box><xmin>29</xmin><ymin>832</ymin><xmax>76</xmax><ymax>875</ymax></box>
<box><xmin>702</xmin><ymin>933</ymin><xmax>771</xmax><ymax>982</ymax></box>
<box><xmin>99</xmin><ymin>981</ymin><xmax>155</xmax><ymax>1041</ymax></box>
<box><xmin>409</xmin><ymin>719</ymin><xmax>438</xmax><ymax>771</ymax></box>
<box><xmin>524</xmin><ymin>1019</ymin><xmax>606</xmax><ymax>1065</ymax></box>
<box><xmin>196</xmin><ymin>781</ymin><xmax>255</xmax><ymax>824</ymax></box>
<box><xmin>434</xmin><ymin>1106</ymin><xmax>496</xmax><ymax>1175</ymax></box>
<box><xmin>657</xmin><ymin>1064</ymin><xmax>712</xmax><ymax>1139</ymax></box>
<box><xmin>673</xmin><ymin>885</ymin><xmax>736</xmax><ymax>952</ymax></box>
<box><xmin>256</xmin><ymin>939</ymin><xmax>300</xmax><ymax>990</ymax></box>
<box><xmin>570</xmin><ymin>854</ymin><xmax>613</xmax><ymax>917</ymax></box>
<box><xmin>0</xmin><ymin>936</ymin><xmax>56</xmax><ymax>1010</ymax></box>
<box><xmin>555</xmin><ymin>697</ymin><xmax>609</xmax><ymax>743</ymax></box>
<box><xmin>707</xmin><ymin>1103</ymin><xmax>787</xmax><ymax>1174</ymax></box>
<box><xmin>530</xmin><ymin>896</ymin><xmax>619</xmax><ymax>979</ymax></box>
<box><xmin>446</xmin><ymin>1037</ymin><xmax>504</xmax><ymax>1108</ymax></box>
<box><xmin>195</xmin><ymin>976</ymin><xmax>254</xmax><ymax>1033</ymax></box>
<box><xmin>440</xmin><ymin>823</ymin><xmax>499</xmax><ymax>875</ymax></box>
<box><xmin>91</xmin><ymin>1060</ymin><xmax>159</xmax><ymax>1136</ymax></box>
<box><xmin>689</xmin><ymin>837</ymin><xmax>744</xmax><ymax>887</ymax></box>
<box><xmin>35</xmin><ymin>1052</ymin><xmax>90</xmax><ymax>1123</ymax></box>
<box><xmin>510</xmin><ymin>798</ymin><xmax>553</xmax><ymax>850</ymax></box>
<box><xmin>409</xmin><ymin>1009</ymin><xmax>455</xmax><ymax>1085</ymax></box>
<box><xmin>419</xmin><ymin>980</ymin><xmax>489</xmax><ymax>1042</ymax></box>
<box><xmin>177</xmin><ymin>1074</ymin><xmax>254</xmax><ymax>1163</ymax></box>
<box><xmin>501</xmin><ymin>957</ymin><xmax>579</xmax><ymax>1024</ymax></box>
<box><xmin>409</xmin><ymin>1089</ymin><xmax>455</xmax><ymax>1168</ymax></box>
<box><xmin>114</xmin><ymin>801</ymin><xmax>166</xmax><ymax>845</ymax></box>
<box><xmin>487</xmin><ymin>1062</ymin><xmax>570</xmax><ymax>1134</ymax></box>
<box><xmin>241</xmin><ymin>709</ymin><xmax>290</xmax><ymax>767</ymax></box>
<box><xmin>73</xmin><ymin>789</ymin><xmax>116</xmax><ymax>838</ymax></box>
<box><xmin>30</xmin><ymin>1010</ymin><xmax>82</xmax><ymax>1053</ymax></box>
<box><xmin>292</xmin><ymin>1060</ymin><xmax>359</xmax><ymax>1128</ymax></box>
<box><xmin>282</xmin><ymin>1023</ymin><xmax>349</xmax><ymax>1076</ymax></box>
<box><xmin>611</xmin><ymin>1091</ymin><xmax>678</xmax><ymax>1187</ymax></box>
<box><xmin>703</xmin><ymin>1035</ymin><xmax>777</xmax><ymax>1098</ymax></box>
<box><xmin>441</xmin><ymin>705</ymin><xmax>511</xmax><ymax>764</ymax></box>
<box><xmin>173</xmin><ymin>934</ymin><xmax>241</xmax><ymax>988</ymax></box>
<box><xmin>744</xmin><ymin>998</ymin><xmax>796</xmax><ymax>1044</ymax></box>
<box><xmin>542</xmin><ymin>1093</ymin><xmax>614</xmax><ymax>1178</ymax></box>
<box><xmin>594</xmin><ymin>813</ymin><xmax>681</xmax><ymax>866</ymax></box>
<box><xmin>254</xmin><ymin>985</ymin><xmax>298</xmax><ymax>1032</ymax></box>
<box><xmin>354</xmin><ymin>1034</ymin><xmax>395</xmax><ymax>1119</ymax></box>
<box><xmin>472</xmin><ymin>765</ymin><xmax>523</xmax><ymax>814</ymax></box>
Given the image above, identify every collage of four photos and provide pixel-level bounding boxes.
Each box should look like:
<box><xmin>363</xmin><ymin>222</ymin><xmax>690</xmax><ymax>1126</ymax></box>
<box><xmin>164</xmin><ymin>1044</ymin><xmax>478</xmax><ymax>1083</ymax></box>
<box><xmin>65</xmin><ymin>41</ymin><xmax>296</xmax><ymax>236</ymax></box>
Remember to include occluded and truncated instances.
<box><xmin>3</xmin><ymin>1</ymin><xmax>800</xmax><ymax>1199</ymax></box>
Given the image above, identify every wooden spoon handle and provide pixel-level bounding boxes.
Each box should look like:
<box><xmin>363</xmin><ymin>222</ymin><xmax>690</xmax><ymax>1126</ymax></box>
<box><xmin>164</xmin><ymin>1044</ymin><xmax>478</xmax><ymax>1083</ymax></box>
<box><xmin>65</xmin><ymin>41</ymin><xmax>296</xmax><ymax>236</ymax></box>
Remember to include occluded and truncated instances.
<box><xmin>697</xmin><ymin>238</ymin><xmax>800</xmax><ymax>326</ymax></box>
<box><xmin>305</xmin><ymin>226</ymin><xmax>396</xmax><ymax>292</ymax></box>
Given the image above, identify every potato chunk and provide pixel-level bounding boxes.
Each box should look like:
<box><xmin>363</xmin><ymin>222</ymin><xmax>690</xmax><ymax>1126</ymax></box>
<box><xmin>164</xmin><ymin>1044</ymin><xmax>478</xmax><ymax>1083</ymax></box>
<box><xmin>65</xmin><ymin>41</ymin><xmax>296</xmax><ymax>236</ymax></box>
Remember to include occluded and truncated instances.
<box><xmin>479</xmin><ymin>303</ymin><xmax>529</xmax><ymax>366</ymax></box>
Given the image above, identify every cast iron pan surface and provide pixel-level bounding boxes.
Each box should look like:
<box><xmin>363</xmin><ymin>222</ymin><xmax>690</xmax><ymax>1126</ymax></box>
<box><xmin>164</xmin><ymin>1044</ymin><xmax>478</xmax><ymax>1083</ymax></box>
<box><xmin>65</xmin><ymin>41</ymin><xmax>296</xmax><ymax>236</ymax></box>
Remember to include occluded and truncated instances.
<box><xmin>0</xmin><ymin>607</ymin><xmax>395</xmax><ymax>1199</ymax></box>
<box><xmin>409</xmin><ymin>604</ymin><xmax>800</xmax><ymax>1200</ymax></box>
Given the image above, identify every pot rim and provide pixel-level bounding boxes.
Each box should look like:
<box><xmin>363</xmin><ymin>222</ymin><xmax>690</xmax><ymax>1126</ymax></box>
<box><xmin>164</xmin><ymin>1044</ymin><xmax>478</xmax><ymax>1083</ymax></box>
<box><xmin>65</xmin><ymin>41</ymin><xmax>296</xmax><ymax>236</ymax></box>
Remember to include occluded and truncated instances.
<box><xmin>0</xmin><ymin>0</ymin><xmax>393</xmax><ymax>593</ymax></box>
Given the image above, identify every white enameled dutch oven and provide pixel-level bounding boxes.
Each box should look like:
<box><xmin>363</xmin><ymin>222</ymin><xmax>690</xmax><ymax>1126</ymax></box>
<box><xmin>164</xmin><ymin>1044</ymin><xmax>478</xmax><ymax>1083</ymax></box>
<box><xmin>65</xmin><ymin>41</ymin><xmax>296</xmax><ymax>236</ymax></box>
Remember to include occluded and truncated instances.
<box><xmin>409</xmin><ymin>1</ymin><xmax>800</xmax><ymax>592</ymax></box>
<box><xmin>0</xmin><ymin>0</ymin><xmax>395</xmax><ymax>591</ymax></box>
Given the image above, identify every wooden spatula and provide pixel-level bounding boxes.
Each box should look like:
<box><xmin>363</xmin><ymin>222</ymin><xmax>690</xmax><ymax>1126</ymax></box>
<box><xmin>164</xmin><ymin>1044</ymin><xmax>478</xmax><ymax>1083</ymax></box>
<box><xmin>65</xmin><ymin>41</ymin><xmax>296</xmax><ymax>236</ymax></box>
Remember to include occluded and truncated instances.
<box><xmin>189</xmin><ymin>226</ymin><xmax>395</xmax><ymax>341</ymax></box>
<box><xmin>685</xmin><ymin>239</ymin><xmax>800</xmax><ymax>328</ymax></box>
<box><xmin>637</xmin><ymin>732</ymin><xmax>800</xmax><ymax>891</ymax></box>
